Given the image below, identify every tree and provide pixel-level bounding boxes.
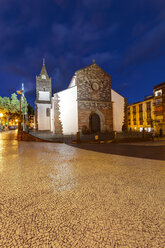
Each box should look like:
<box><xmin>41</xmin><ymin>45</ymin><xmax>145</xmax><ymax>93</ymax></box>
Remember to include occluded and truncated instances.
<box><xmin>2</xmin><ymin>97</ymin><xmax>11</xmax><ymax>127</ymax></box>
<box><xmin>2</xmin><ymin>97</ymin><xmax>10</xmax><ymax>112</ymax></box>
<box><xmin>27</xmin><ymin>104</ymin><xmax>34</xmax><ymax>116</ymax></box>
<box><xmin>0</xmin><ymin>96</ymin><xmax>4</xmax><ymax>109</ymax></box>
<box><xmin>0</xmin><ymin>94</ymin><xmax>29</xmax><ymax>127</ymax></box>
<box><xmin>10</xmin><ymin>93</ymin><xmax>20</xmax><ymax>113</ymax></box>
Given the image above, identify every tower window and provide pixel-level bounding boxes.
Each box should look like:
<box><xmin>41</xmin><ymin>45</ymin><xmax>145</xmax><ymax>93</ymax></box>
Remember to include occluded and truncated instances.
<box><xmin>42</xmin><ymin>74</ymin><xmax>46</xmax><ymax>79</ymax></box>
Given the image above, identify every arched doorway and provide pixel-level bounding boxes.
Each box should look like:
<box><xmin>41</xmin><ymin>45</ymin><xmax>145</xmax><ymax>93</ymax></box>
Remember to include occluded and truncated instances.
<box><xmin>90</xmin><ymin>113</ymin><xmax>101</xmax><ymax>133</ymax></box>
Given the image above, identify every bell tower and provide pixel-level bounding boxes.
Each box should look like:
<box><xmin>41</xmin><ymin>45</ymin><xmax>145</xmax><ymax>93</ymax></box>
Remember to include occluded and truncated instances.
<box><xmin>35</xmin><ymin>59</ymin><xmax>52</xmax><ymax>130</ymax></box>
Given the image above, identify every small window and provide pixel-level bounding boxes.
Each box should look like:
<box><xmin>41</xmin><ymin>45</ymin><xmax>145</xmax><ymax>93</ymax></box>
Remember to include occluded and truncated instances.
<box><xmin>155</xmin><ymin>99</ymin><xmax>162</xmax><ymax>105</ymax></box>
<box><xmin>42</xmin><ymin>74</ymin><xmax>46</xmax><ymax>80</ymax></box>
<box><xmin>146</xmin><ymin>102</ymin><xmax>151</xmax><ymax>111</ymax></box>
<box><xmin>155</xmin><ymin>89</ymin><xmax>162</xmax><ymax>97</ymax></box>
<box><xmin>46</xmin><ymin>108</ymin><xmax>50</xmax><ymax>117</ymax></box>
<box><xmin>139</xmin><ymin>112</ymin><xmax>143</xmax><ymax>118</ymax></box>
<box><xmin>139</xmin><ymin>104</ymin><xmax>143</xmax><ymax>112</ymax></box>
<box><xmin>133</xmin><ymin>106</ymin><xmax>136</xmax><ymax>113</ymax></box>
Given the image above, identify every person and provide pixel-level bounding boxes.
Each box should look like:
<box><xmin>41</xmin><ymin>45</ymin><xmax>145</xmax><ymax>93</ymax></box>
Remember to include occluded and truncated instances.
<box><xmin>151</xmin><ymin>128</ymin><xmax>155</xmax><ymax>142</ymax></box>
<box><xmin>159</xmin><ymin>128</ymin><xmax>163</xmax><ymax>137</ymax></box>
<box><xmin>26</xmin><ymin>125</ymin><xmax>29</xmax><ymax>133</ymax></box>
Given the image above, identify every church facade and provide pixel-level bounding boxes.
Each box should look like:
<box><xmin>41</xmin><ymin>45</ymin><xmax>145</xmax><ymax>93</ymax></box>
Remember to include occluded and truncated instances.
<box><xmin>35</xmin><ymin>61</ymin><xmax>127</xmax><ymax>134</ymax></box>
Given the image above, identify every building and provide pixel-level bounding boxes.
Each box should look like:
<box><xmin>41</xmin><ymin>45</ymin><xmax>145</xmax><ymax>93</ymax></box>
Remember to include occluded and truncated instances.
<box><xmin>35</xmin><ymin>60</ymin><xmax>52</xmax><ymax>130</ymax></box>
<box><xmin>153</xmin><ymin>82</ymin><xmax>165</xmax><ymax>134</ymax></box>
<box><xmin>127</xmin><ymin>82</ymin><xmax>165</xmax><ymax>135</ymax></box>
<box><xmin>127</xmin><ymin>96</ymin><xmax>154</xmax><ymax>132</ymax></box>
<box><xmin>35</xmin><ymin>61</ymin><xmax>127</xmax><ymax>134</ymax></box>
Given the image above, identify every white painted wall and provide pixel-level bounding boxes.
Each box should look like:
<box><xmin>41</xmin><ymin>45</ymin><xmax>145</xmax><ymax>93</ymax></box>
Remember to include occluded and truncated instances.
<box><xmin>39</xmin><ymin>91</ymin><xmax>50</xmax><ymax>101</ymax></box>
<box><xmin>53</xmin><ymin>86</ymin><xmax>78</xmax><ymax>134</ymax></box>
<box><xmin>50</xmin><ymin>99</ymin><xmax>55</xmax><ymax>133</ymax></box>
<box><xmin>111</xmin><ymin>89</ymin><xmax>125</xmax><ymax>131</ymax></box>
<box><xmin>37</xmin><ymin>103</ymin><xmax>51</xmax><ymax>130</ymax></box>
<box><xmin>68</xmin><ymin>76</ymin><xmax>76</xmax><ymax>88</ymax></box>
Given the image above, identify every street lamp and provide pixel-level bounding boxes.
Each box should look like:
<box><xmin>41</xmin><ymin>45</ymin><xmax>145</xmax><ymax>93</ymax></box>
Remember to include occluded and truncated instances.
<box><xmin>17</xmin><ymin>83</ymin><xmax>25</xmax><ymax>131</ymax></box>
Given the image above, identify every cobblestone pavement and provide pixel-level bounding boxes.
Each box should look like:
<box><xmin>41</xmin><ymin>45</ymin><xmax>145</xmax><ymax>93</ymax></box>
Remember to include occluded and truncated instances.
<box><xmin>72</xmin><ymin>143</ymin><xmax>165</xmax><ymax>161</ymax></box>
<box><xmin>0</xmin><ymin>132</ymin><xmax>165</xmax><ymax>247</ymax></box>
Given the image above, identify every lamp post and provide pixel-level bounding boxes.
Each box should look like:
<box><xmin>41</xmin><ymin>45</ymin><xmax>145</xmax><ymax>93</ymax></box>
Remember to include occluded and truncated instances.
<box><xmin>17</xmin><ymin>83</ymin><xmax>25</xmax><ymax>131</ymax></box>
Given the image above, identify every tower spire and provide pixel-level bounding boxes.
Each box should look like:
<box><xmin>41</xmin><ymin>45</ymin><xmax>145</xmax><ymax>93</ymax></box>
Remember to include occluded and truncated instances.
<box><xmin>40</xmin><ymin>59</ymin><xmax>49</xmax><ymax>78</ymax></box>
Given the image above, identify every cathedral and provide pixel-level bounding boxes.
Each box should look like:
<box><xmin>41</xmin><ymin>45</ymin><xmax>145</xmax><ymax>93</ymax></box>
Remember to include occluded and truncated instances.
<box><xmin>35</xmin><ymin>61</ymin><xmax>127</xmax><ymax>134</ymax></box>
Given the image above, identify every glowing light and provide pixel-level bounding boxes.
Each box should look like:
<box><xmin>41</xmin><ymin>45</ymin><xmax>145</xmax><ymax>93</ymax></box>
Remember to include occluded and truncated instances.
<box><xmin>0</xmin><ymin>113</ymin><xmax>3</xmax><ymax>117</ymax></box>
<box><xmin>155</xmin><ymin>89</ymin><xmax>162</xmax><ymax>97</ymax></box>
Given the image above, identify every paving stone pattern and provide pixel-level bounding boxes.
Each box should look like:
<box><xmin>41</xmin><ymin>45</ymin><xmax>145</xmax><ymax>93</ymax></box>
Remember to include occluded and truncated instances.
<box><xmin>0</xmin><ymin>135</ymin><xmax>165</xmax><ymax>247</ymax></box>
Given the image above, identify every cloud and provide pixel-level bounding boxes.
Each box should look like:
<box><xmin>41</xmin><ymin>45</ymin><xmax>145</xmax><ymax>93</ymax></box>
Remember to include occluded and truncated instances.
<box><xmin>82</xmin><ymin>52</ymin><xmax>116</xmax><ymax>65</ymax></box>
<box><xmin>51</xmin><ymin>20</ymin><xmax>118</xmax><ymax>56</ymax></box>
<box><xmin>0</xmin><ymin>0</ymin><xmax>164</xmax><ymax>107</ymax></box>
<box><xmin>122</xmin><ymin>20</ymin><xmax>165</xmax><ymax>69</ymax></box>
<box><xmin>138</xmin><ymin>0</ymin><xmax>165</xmax><ymax>9</ymax></box>
<box><xmin>82</xmin><ymin>0</ymin><xmax>113</xmax><ymax>9</ymax></box>
<box><xmin>52</xmin><ymin>0</ymin><xmax>68</xmax><ymax>8</ymax></box>
<box><xmin>2</xmin><ymin>64</ymin><xmax>30</xmax><ymax>79</ymax></box>
<box><xmin>115</xmin><ymin>82</ymin><xmax>132</xmax><ymax>92</ymax></box>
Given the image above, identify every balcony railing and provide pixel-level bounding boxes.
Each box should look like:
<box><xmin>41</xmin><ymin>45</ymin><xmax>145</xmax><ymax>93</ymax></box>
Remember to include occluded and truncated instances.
<box><xmin>154</xmin><ymin>111</ymin><xmax>163</xmax><ymax>115</ymax></box>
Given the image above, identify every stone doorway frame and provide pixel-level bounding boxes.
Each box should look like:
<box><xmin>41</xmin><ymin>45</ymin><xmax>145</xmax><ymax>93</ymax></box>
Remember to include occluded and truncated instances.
<box><xmin>89</xmin><ymin>109</ymin><xmax>105</xmax><ymax>132</ymax></box>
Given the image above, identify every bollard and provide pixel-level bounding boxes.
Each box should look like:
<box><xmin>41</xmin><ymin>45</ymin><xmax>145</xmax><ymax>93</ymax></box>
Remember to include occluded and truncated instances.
<box><xmin>114</xmin><ymin>131</ymin><xmax>117</xmax><ymax>141</ymax></box>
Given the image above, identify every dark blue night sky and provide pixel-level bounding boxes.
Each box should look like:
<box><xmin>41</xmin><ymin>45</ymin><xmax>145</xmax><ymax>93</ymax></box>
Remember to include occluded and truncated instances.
<box><xmin>0</xmin><ymin>0</ymin><xmax>165</xmax><ymax>107</ymax></box>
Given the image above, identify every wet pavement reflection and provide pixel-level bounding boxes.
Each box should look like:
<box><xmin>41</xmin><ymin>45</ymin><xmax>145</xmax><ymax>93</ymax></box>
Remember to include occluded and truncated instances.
<box><xmin>0</xmin><ymin>131</ymin><xmax>165</xmax><ymax>247</ymax></box>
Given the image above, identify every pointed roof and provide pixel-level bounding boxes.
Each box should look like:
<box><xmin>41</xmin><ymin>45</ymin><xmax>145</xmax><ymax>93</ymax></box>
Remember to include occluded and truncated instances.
<box><xmin>75</xmin><ymin>62</ymin><xmax>111</xmax><ymax>77</ymax></box>
<box><xmin>39</xmin><ymin>59</ymin><xmax>49</xmax><ymax>78</ymax></box>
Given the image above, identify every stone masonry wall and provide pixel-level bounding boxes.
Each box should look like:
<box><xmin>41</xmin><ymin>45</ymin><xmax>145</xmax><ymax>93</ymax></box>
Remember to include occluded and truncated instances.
<box><xmin>36</xmin><ymin>77</ymin><xmax>52</xmax><ymax>104</ymax></box>
<box><xmin>76</xmin><ymin>63</ymin><xmax>113</xmax><ymax>132</ymax></box>
<box><xmin>54</xmin><ymin>94</ymin><xmax>63</xmax><ymax>135</ymax></box>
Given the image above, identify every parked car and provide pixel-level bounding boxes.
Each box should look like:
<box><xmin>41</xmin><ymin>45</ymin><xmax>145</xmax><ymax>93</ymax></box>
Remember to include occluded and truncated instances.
<box><xmin>8</xmin><ymin>126</ymin><xmax>17</xmax><ymax>130</ymax></box>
